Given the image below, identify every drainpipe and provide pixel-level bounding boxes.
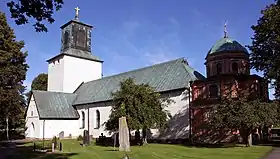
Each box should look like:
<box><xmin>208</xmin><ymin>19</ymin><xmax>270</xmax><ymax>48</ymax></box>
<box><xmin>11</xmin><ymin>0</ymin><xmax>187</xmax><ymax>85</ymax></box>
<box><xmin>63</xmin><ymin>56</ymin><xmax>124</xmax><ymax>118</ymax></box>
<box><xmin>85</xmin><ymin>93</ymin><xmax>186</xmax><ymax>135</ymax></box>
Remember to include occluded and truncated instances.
<box><xmin>88</xmin><ymin>107</ymin><xmax>90</xmax><ymax>141</ymax></box>
<box><xmin>43</xmin><ymin>120</ymin><xmax>45</xmax><ymax>149</ymax></box>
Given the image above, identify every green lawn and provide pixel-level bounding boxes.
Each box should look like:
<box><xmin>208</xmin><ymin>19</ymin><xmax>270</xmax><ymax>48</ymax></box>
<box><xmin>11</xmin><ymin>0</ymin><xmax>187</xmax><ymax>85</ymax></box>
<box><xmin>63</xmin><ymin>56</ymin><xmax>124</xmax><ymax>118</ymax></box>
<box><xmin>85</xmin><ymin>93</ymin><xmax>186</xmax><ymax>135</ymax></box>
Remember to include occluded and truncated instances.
<box><xmin>8</xmin><ymin>139</ymin><xmax>272</xmax><ymax>159</ymax></box>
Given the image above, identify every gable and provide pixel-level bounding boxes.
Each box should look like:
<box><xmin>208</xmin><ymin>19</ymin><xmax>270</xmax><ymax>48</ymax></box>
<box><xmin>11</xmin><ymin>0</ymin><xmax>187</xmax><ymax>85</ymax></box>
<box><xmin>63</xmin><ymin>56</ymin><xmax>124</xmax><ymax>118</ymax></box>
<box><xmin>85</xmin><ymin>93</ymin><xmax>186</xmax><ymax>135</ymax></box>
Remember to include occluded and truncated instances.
<box><xmin>32</xmin><ymin>90</ymin><xmax>79</xmax><ymax>119</ymax></box>
<box><xmin>73</xmin><ymin>58</ymin><xmax>205</xmax><ymax>105</ymax></box>
<box><xmin>26</xmin><ymin>95</ymin><xmax>39</xmax><ymax>118</ymax></box>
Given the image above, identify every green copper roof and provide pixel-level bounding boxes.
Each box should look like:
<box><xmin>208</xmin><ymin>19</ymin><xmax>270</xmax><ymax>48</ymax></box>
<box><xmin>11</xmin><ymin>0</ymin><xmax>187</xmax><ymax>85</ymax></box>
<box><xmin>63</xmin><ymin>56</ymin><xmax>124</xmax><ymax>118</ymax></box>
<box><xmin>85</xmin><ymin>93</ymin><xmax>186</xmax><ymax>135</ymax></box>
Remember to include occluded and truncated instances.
<box><xmin>73</xmin><ymin>58</ymin><xmax>205</xmax><ymax>105</ymax></box>
<box><xmin>207</xmin><ymin>37</ymin><xmax>248</xmax><ymax>56</ymax></box>
<box><xmin>32</xmin><ymin>90</ymin><xmax>79</xmax><ymax>119</ymax></box>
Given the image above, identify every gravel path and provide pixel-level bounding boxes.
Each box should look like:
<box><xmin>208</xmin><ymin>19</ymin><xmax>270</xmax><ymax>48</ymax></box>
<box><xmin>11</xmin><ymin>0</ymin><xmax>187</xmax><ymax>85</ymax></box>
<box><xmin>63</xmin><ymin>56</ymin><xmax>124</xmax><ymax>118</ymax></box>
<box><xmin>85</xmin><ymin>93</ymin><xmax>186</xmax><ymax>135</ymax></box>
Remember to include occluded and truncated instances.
<box><xmin>263</xmin><ymin>148</ymin><xmax>280</xmax><ymax>159</ymax></box>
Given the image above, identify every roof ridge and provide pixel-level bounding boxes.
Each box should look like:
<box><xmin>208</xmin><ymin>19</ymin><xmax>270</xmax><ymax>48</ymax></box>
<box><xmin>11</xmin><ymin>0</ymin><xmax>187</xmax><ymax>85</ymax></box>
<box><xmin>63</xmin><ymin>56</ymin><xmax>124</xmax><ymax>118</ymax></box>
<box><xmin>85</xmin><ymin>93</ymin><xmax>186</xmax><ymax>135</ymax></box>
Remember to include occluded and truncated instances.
<box><xmin>83</xmin><ymin>57</ymin><xmax>185</xmax><ymax>85</ymax></box>
<box><xmin>32</xmin><ymin>90</ymin><xmax>76</xmax><ymax>95</ymax></box>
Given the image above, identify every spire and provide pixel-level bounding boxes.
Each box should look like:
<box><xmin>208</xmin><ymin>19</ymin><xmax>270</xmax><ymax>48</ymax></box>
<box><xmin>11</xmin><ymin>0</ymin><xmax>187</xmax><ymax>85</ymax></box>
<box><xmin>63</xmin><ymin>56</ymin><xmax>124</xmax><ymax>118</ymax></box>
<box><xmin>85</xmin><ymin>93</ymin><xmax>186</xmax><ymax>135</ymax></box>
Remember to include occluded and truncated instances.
<box><xmin>74</xmin><ymin>6</ymin><xmax>80</xmax><ymax>20</ymax></box>
<box><xmin>224</xmin><ymin>22</ymin><xmax>228</xmax><ymax>38</ymax></box>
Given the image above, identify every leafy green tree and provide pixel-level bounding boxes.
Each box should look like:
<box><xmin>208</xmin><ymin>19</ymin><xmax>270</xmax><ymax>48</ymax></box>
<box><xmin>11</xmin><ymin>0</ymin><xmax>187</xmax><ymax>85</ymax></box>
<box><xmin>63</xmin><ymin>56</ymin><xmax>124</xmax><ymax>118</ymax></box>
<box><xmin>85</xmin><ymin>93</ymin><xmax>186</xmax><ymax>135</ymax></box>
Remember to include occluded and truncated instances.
<box><xmin>210</xmin><ymin>99</ymin><xmax>279</xmax><ymax>147</ymax></box>
<box><xmin>248</xmin><ymin>0</ymin><xmax>280</xmax><ymax>99</ymax></box>
<box><xmin>7</xmin><ymin>0</ymin><xmax>64</xmax><ymax>32</ymax></box>
<box><xmin>26</xmin><ymin>73</ymin><xmax>48</xmax><ymax>101</ymax></box>
<box><xmin>31</xmin><ymin>73</ymin><xmax>48</xmax><ymax>90</ymax></box>
<box><xmin>105</xmin><ymin>78</ymin><xmax>173</xmax><ymax>144</ymax></box>
<box><xmin>0</xmin><ymin>12</ymin><xmax>29</xmax><ymax>140</ymax></box>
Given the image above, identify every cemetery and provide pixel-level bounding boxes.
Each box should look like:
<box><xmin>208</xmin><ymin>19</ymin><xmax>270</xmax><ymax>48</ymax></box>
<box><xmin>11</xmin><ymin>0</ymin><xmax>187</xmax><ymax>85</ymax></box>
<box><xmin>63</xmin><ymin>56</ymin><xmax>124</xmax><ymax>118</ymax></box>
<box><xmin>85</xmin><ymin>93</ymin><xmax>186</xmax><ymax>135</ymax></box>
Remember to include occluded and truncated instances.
<box><xmin>1</xmin><ymin>0</ymin><xmax>280</xmax><ymax>159</ymax></box>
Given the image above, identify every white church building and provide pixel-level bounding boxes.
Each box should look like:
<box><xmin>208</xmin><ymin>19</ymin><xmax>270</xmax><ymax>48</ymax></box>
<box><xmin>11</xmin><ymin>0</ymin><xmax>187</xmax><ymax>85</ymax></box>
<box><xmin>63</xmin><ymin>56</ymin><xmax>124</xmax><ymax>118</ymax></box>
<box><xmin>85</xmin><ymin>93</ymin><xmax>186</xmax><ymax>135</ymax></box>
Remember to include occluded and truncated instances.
<box><xmin>25</xmin><ymin>13</ymin><xmax>205</xmax><ymax>140</ymax></box>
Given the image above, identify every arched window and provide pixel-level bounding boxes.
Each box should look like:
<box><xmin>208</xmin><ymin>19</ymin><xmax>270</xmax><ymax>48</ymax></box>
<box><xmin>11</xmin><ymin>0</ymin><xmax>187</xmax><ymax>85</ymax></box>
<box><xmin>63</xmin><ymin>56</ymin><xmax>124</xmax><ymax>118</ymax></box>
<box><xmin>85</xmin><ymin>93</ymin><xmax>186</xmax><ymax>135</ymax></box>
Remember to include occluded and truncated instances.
<box><xmin>81</xmin><ymin>111</ymin><xmax>85</xmax><ymax>129</ymax></box>
<box><xmin>232</xmin><ymin>62</ymin><xmax>238</xmax><ymax>73</ymax></box>
<box><xmin>216</xmin><ymin>63</ymin><xmax>222</xmax><ymax>75</ymax></box>
<box><xmin>207</xmin><ymin>66</ymin><xmax>210</xmax><ymax>77</ymax></box>
<box><xmin>209</xmin><ymin>84</ymin><xmax>219</xmax><ymax>98</ymax></box>
<box><xmin>95</xmin><ymin>110</ymin><xmax>100</xmax><ymax>129</ymax></box>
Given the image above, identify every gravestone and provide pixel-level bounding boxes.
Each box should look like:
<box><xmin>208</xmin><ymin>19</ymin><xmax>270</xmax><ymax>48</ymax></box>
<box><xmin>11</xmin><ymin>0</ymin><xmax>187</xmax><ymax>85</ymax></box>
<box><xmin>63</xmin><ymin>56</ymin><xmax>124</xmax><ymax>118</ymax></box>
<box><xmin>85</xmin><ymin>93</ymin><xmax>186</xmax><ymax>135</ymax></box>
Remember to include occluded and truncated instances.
<box><xmin>83</xmin><ymin>130</ymin><xmax>90</xmax><ymax>146</ymax></box>
<box><xmin>59</xmin><ymin>131</ymin><xmax>64</xmax><ymax>139</ymax></box>
<box><xmin>119</xmin><ymin>116</ymin><xmax>130</xmax><ymax>152</ymax></box>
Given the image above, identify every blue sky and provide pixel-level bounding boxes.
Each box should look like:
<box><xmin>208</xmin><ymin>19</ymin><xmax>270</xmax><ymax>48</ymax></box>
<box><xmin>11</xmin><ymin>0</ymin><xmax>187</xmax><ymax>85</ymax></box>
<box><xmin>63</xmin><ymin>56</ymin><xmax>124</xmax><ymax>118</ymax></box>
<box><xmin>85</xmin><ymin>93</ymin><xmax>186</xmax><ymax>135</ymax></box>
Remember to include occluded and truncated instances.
<box><xmin>0</xmin><ymin>0</ymin><xmax>275</xmax><ymax>98</ymax></box>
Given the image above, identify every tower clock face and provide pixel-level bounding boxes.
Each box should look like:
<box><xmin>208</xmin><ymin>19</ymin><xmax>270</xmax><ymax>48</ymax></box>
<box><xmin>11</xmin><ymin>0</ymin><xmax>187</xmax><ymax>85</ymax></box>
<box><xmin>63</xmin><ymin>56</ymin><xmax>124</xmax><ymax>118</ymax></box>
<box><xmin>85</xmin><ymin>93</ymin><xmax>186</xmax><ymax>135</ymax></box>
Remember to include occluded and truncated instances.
<box><xmin>76</xmin><ymin>29</ymin><xmax>86</xmax><ymax>48</ymax></box>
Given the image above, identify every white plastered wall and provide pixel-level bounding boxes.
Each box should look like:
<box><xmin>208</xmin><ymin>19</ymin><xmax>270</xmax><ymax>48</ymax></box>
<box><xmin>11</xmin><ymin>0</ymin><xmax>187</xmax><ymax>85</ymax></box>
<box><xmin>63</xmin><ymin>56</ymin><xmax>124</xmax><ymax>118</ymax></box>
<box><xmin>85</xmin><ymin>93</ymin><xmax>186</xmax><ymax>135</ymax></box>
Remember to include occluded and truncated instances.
<box><xmin>76</xmin><ymin>88</ymin><xmax>190</xmax><ymax>139</ymax></box>
<box><xmin>25</xmin><ymin>95</ymin><xmax>43</xmax><ymax>138</ymax></box>
<box><xmin>47</xmin><ymin>55</ymin><xmax>102</xmax><ymax>93</ymax></box>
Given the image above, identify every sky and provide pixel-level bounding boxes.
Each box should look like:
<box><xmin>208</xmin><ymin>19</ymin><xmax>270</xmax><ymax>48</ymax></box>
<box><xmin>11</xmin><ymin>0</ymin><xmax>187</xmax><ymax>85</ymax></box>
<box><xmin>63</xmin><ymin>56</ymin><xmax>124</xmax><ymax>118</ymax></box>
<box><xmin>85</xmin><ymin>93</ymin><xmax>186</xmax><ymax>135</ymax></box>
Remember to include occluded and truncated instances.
<box><xmin>0</xmin><ymin>0</ymin><xmax>275</xmax><ymax>98</ymax></box>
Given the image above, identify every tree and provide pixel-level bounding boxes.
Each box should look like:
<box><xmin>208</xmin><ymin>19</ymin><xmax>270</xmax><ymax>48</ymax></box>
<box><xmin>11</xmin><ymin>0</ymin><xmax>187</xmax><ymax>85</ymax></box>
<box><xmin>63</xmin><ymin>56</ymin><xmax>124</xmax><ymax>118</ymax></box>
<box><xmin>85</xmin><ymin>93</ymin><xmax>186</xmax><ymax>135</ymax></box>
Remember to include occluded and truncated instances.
<box><xmin>210</xmin><ymin>99</ymin><xmax>279</xmax><ymax>147</ymax></box>
<box><xmin>0</xmin><ymin>12</ymin><xmax>29</xmax><ymax>140</ymax></box>
<box><xmin>31</xmin><ymin>73</ymin><xmax>48</xmax><ymax>90</ymax></box>
<box><xmin>7</xmin><ymin>0</ymin><xmax>64</xmax><ymax>32</ymax></box>
<box><xmin>248</xmin><ymin>0</ymin><xmax>280</xmax><ymax>99</ymax></box>
<box><xmin>105</xmin><ymin>78</ymin><xmax>173</xmax><ymax>145</ymax></box>
<box><xmin>26</xmin><ymin>73</ymin><xmax>48</xmax><ymax>102</ymax></box>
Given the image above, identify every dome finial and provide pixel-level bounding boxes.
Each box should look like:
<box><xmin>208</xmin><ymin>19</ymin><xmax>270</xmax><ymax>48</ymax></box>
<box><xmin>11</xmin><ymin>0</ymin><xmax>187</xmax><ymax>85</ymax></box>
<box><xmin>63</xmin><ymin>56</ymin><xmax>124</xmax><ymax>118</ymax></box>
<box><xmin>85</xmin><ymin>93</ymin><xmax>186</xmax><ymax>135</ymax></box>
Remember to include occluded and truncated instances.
<box><xmin>224</xmin><ymin>22</ymin><xmax>228</xmax><ymax>38</ymax></box>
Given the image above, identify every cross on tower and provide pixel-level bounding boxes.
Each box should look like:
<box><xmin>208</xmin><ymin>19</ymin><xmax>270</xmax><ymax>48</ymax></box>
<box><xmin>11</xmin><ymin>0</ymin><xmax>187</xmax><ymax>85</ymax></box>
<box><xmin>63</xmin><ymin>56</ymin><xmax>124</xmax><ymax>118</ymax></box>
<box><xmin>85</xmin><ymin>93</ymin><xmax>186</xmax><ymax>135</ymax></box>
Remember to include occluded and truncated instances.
<box><xmin>75</xmin><ymin>7</ymin><xmax>80</xmax><ymax>20</ymax></box>
<box><xmin>224</xmin><ymin>22</ymin><xmax>228</xmax><ymax>38</ymax></box>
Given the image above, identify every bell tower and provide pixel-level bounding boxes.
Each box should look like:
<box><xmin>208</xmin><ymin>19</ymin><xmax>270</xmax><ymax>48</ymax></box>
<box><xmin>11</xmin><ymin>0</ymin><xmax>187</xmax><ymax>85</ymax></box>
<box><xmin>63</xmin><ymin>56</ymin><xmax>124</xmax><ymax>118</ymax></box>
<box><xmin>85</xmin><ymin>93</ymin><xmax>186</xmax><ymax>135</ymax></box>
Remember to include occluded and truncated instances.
<box><xmin>60</xmin><ymin>7</ymin><xmax>92</xmax><ymax>53</ymax></box>
<box><xmin>47</xmin><ymin>7</ymin><xmax>103</xmax><ymax>93</ymax></box>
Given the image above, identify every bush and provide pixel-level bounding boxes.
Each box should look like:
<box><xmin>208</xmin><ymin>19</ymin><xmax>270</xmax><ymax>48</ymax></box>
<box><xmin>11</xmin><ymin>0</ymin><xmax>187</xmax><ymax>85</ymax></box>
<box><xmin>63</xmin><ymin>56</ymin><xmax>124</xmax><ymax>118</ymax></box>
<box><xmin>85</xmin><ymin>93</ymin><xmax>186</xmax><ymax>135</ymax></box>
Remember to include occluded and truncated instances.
<box><xmin>77</xmin><ymin>135</ymin><xmax>83</xmax><ymax>141</ymax></box>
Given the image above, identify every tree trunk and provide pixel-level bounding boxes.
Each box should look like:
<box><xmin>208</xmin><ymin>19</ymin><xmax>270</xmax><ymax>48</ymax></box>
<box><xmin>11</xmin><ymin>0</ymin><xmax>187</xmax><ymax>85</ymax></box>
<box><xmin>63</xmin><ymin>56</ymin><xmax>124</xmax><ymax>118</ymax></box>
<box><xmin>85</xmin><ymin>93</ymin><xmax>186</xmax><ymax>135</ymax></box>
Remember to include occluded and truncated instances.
<box><xmin>142</xmin><ymin>128</ymin><xmax>148</xmax><ymax>145</ymax></box>
<box><xmin>6</xmin><ymin>116</ymin><xmax>9</xmax><ymax>141</ymax></box>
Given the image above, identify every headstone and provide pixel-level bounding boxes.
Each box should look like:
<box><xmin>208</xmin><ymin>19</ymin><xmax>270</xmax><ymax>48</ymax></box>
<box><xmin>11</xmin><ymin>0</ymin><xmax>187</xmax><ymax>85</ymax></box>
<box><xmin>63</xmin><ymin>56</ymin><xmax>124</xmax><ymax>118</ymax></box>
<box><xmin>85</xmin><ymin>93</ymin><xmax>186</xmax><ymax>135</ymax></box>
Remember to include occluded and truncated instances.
<box><xmin>248</xmin><ymin>134</ymin><xmax>252</xmax><ymax>146</ymax></box>
<box><xmin>119</xmin><ymin>116</ymin><xmax>130</xmax><ymax>152</ymax></box>
<box><xmin>52</xmin><ymin>143</ymin><xmax>55</xmax><ymax>152</ymax></box>
<box><xmin>83</xmin><ymin>130</ymin><xmax>90</xmax><ymax>146</ymax></box>
<box><xmin>59</xmin><ymin>131</ymin><xmax>64</xmax><ymax>139</ymax></box>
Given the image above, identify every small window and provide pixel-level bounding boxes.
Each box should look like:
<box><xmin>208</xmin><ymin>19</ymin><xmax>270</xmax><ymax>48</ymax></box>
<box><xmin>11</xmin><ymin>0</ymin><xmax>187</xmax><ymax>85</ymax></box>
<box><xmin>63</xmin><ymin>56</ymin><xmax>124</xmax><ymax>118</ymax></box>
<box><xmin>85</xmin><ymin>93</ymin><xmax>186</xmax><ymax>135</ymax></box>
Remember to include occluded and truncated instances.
<box><xmin>207</xmin><ymin>66</ymin><xmax>211</xmax><ymax>76</ymax></box>
<box><xmin>232</xmin><ymin>62</ymin><xmax>238</xmax><ymax>73</ymax></box>
<box><xmin>95</xmin><ymin>110</ymin><xmax>100</xmax><ymax>129</ymax></box>
<box><xmin>81</xmin><ymin>111</ymin><xmax>85</xmax><ymax>129</ymax></box>
<box><xmin>216</xmin><ymin>63</ymin><xmax>222</xmax><ymax>75</ymax></box>
<box><xmin>209</xmin><ymin>84</ymin><xmax>219</xmax><ymax>98</ymax></box>
<box><xmin>31</xmin><ymin>111</ymin><xmax>33</xmax><ymax>116</ymax></box>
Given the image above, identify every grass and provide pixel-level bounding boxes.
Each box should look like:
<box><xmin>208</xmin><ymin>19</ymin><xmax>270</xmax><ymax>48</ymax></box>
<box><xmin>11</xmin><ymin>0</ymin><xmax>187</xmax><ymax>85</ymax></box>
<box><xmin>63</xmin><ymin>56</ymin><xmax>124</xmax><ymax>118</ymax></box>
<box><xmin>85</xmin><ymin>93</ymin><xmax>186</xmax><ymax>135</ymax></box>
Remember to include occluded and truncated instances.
<box><xmin>7</xmin><ymin>139</ymin><xmax>272</xmax><ymax>159</ymax></box>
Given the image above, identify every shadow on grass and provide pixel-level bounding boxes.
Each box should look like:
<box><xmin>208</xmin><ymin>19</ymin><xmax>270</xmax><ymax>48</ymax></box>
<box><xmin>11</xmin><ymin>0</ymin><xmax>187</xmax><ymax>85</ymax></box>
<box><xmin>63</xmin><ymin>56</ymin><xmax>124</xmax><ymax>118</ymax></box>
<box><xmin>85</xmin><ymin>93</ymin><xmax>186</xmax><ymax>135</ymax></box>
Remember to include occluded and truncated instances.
<box><xmin>4</xmin><ymin>142</ymin><xmax>78</xmax><ymax>159</ymax></box>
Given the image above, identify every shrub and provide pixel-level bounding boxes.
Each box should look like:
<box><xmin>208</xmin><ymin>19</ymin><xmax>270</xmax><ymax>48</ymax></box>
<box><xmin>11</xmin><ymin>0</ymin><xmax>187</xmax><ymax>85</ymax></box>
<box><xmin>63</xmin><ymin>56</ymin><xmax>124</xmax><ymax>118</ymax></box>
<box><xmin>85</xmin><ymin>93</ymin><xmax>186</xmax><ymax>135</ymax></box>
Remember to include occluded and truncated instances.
<box><xmin>77</xmin><ymin>135</ymin><xmax>83</xmax><ymax>141</ymax></box>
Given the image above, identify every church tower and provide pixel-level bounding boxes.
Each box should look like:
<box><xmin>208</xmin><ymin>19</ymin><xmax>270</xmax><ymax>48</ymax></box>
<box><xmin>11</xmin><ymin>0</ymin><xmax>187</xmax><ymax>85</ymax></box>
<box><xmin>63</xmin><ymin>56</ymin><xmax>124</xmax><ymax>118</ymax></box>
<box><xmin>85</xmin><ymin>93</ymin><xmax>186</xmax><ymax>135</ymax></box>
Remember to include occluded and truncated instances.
<box><xmin>47</xmin><ymin>7</ymin><xmax>103</xmax><ymax>93</ymax></box>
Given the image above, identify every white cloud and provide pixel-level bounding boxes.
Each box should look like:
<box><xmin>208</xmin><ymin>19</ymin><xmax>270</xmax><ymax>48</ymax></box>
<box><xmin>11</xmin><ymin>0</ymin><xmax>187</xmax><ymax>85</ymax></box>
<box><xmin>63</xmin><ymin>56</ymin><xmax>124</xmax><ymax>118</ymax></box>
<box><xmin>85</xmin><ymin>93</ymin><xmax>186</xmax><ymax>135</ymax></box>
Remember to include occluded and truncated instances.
<box><xmin>122</xmin><ymin>20</ymin><xmax>140</xmax><ymax>38</ymax></box>
<box><xmin>168</xmin><ymin>17</ymin><xmax>179</xmax><ymax>27</ymax></box>
<box><xmin>101</xmin><ymin>18</ymin><xmax>185</xmax><ymax>75</ymax></box>
<box><xmin>144</xmin><ymin>52</ymin><xmax>176</xmax><ymax>65</ymax></box>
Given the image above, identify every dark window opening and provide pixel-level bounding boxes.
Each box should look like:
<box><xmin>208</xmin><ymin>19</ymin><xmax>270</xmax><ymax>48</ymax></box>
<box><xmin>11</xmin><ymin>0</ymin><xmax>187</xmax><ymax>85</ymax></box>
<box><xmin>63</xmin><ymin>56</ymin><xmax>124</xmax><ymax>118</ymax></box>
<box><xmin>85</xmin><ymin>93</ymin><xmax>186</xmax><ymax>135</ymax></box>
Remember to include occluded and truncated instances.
<box><xmin>95</xmin><ymin>110</ymin><xmax>100</xmax><ymax>129</ymax></box>
<box><xmin>232</xmin><ymin>62</ymin><xmax>238</xmax><ymax>73</ymax></box>
<box><xmin>76</xmin><ymin>29</ymin><xmax>86</xmax><ymax>48</ymax></box>
<box><xmin>209</xmin><ymin>84</ymin><xmax>219</xmax><ymax>98</ymax></box>
<box><xmin>63</xmin><ymin>31</ymin><xmax>69</xmax><ymax>47</ymax></box>
<box><xmin>207</xmin><ymin>66</ymin><xmax>210</xmax><ymax>76</ymax></box>
<box><xmin>216</xmin><ymin>63</ymin><xmax>222</xmax><ymax>75</ymax></box>
<box><xmin>81</xmin><ymin>111</ymin><xmax>85</xmax><ymax>129</ymax></box>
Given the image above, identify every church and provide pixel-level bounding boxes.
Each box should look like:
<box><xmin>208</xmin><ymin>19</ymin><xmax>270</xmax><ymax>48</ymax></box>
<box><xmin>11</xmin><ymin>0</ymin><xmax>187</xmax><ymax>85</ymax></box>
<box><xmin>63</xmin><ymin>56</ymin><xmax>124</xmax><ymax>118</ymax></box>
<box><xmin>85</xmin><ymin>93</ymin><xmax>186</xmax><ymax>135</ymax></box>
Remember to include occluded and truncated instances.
<box><xmin>25</xmin><ymin>11</ymin><xmax>204</xmax><ymax>140</ymax></box>
<box><xmin>25</xmin><ymin>9</ymin><xmax>267</xmax><ymax>142</ymax></box>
